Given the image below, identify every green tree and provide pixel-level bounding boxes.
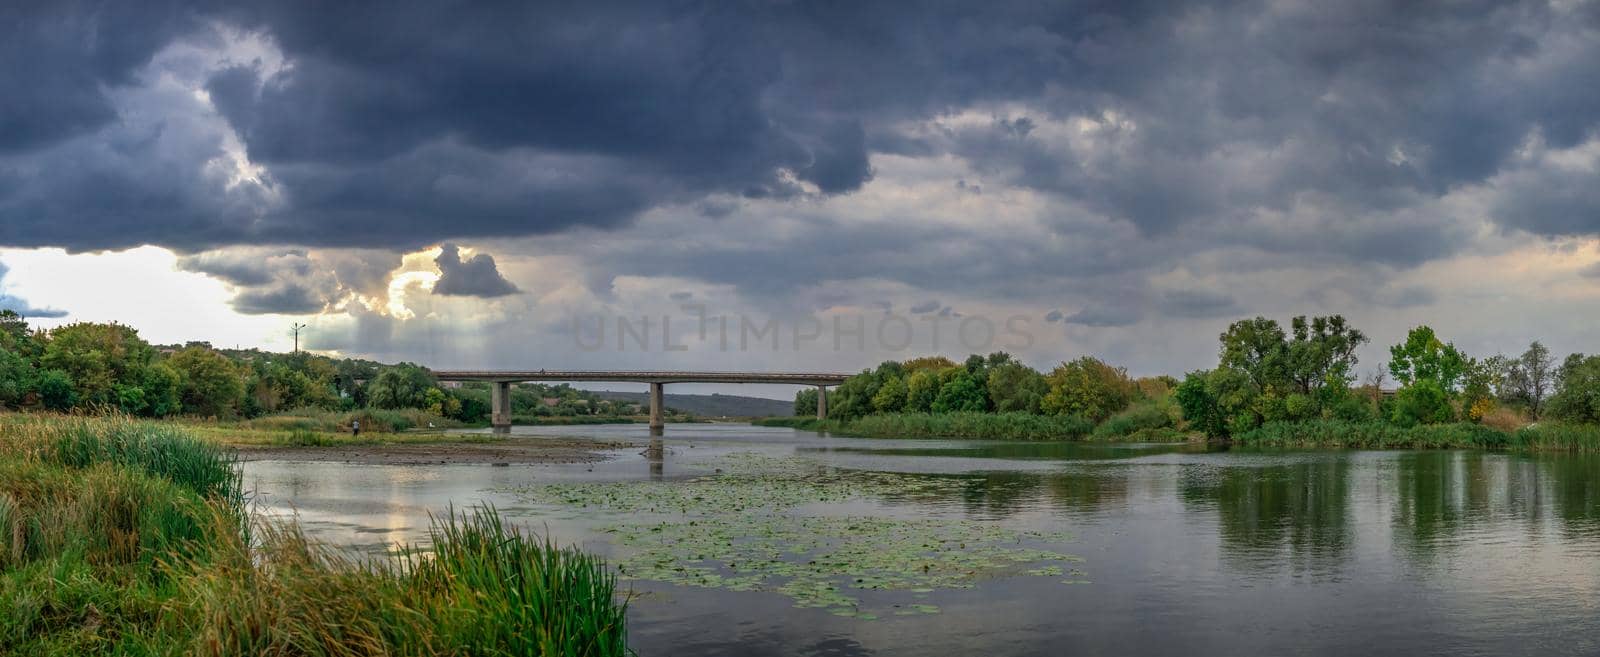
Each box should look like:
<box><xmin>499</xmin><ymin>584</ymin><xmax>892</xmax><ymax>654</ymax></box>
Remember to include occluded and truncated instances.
<box><xmin>424</xmin><ymin>386</ymin><xmax>461</xmax><ymax>417</ymax></box>
<box><xmin>169</xmin><ymin>347</ymin><xmax>245</xmax><ymax>417</ymax></box>
<box><xmin>1547</xmin><ymin>354</ymin><xmax>1600</xmax><ymax>424</ymax></box>
<box><xmin>0</xmin><ymin>347</ymin><xmax>33</xmax><ymax>407</ymax></box>
<box><xmin>905</xmin><ymin>370</ymin><xmax>940</xmax><ymax>412</ymax></box>
<box><xmin>1041</xmin><ymin>357</ymin><xmax>1135</xmax><ymax>422</ymax></box>
<box><xmin>1459</xmin><ymin>357</ymin><xmax>1500</xmax><ymax>422</ymax></box>
<box><xmin>1284</xmin><ymin>315</ymin><xmax>1367</xmax><ymax>396</ymax></box>
<box><xmin>793</xmin><ymin>387</ymin><xmax>819</xmax><ymax>416</ymax></box>
<box><xmin>367</xmin><ymin>363</ymin><xmax>437</xmax><ymax>409</ymax></box>
<box><xmin>1175</xmin><ymin>370</ymin><xmax>1227</xmax><ymax>438</ymax></box>
<box><xmin>872</xmin><ymin>375</ymin><xmax>908</xmax><ymax>413</ymax></box>
<box><xmin>931</xmin><ymin>370</ymin><xmax>987</xmax><ymax>413</ymax></box>
<box><xmin>40</xmin><ymin>322</ymin><xmax>156</xmax><ymax>408</ymax></box>
<box><xmin>1518</xmin><ymin>341</ymin><xmax>1554</xmax><ymax>420</ymax></box>
<box><xmin>986</xmin><ymin>362</ymin><xmax>1047</xmax><ymax>414</ymax></box>
<box><xmin>141</xmin><ymin>362</ymin><xmax>183</xmax><ymax>417</ymax></box>
<box><xmin>34</xmin><ymin>368</ymin><xmax>76</xmax><ymax>411</ymax></box>
<box><xmin>1390</xmin><ymin>380</ymin><xmax>1454</xmax><ymax>426</ymax></box>
<box><xmin>0</xmin><ymin>310</ymin><xmax>41</xmax><ymax>360</ymax></box>
<box><xmin>1388</xmin><ymin>326</ymin><xmax>1467</xmax><ymax>391</ymax></box>
<box><xmin>1219</xmin><ymin>317</ymin><xmax>1288</xmax><ymax>390</ymax></box>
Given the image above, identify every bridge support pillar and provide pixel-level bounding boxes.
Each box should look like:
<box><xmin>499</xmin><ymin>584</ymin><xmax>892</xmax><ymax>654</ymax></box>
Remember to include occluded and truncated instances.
<box><xmin>491</xmin><ymin>381</ymin><xmax>512</xmax><ymax>434</ymax></box>
<box><xmin>649</xmin><ymin>382</ymin><xmax>665</xmax><ymax>430</ymax></box>
<box><xmin>817</xmin><ymin>385</ymin><xmax>827</xmax><ymax>420</ymax></box>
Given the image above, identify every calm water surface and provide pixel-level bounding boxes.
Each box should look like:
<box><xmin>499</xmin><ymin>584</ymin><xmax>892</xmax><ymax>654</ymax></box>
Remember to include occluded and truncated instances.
<box><xmin>241</xmin><ymin>424</ymin><xmax>1600</xmax><ymax>657</ymax></box>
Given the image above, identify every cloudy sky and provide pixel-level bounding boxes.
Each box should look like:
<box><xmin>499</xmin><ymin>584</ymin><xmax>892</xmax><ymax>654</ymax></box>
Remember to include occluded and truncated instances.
<box><xmin>2</xmin><ymin>0</ymin><xmax>1599</xmax><ymax>395</ymax></box>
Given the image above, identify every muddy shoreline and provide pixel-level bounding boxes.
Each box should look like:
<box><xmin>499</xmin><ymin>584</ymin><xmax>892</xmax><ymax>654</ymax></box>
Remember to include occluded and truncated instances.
<box><xmin>231</xmin><ymin>436</ymin><xmax>631</xmax><ymax>465</ymax></box>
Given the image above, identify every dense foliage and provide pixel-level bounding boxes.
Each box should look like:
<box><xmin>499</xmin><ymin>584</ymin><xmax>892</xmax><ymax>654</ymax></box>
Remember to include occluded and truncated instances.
<box><xmin>798</xmin><ymin>351</ymin><xmax>1179</xmax><ymax>440</ymax></box>
<box><xmin>1177</xmin><ymin>315</ymin><xmax>1600</xmax><ymax>445</ymax></box>
<box><xmin>792</xmin><ymin>314</ymin><xmax>1600</xmax><ymax>448</ymax></box>
<box><xmin>0</xmin><ymin>312</ymin><xmax>634</xmax><ymax>426</ymax></box>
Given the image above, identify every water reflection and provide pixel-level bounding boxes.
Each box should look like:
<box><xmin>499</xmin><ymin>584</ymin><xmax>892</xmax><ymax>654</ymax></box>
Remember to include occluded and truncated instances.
<box><xmin>1180</xmin><ymin>457</ymin><xmax>1354</xmax><ymax>572</ymax></box>
<box><xmin>242</xmin><ymin>426</ymin><xmax>1600</xmax><ymax>657</ymax></box>
<box><xmin>646</xmin><ymin>437</ymin><xmax>664</xmax><ymax>481</ymax></box>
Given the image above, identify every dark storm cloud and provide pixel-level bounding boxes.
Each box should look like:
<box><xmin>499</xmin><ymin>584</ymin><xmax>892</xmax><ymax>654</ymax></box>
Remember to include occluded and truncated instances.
<box><xmin>0</xmin><ymin>2</ymin><xmax>199</xmax><ymax>153</ymax></box>
<box><xmin>177</xmin><ymin>250</ymin><xmax>311</xmax><ymax>287</ymax></box>
<box><xmin>230</xmin><ymin>283</ymin><xmax>323</xmax><ymax>315</ymax></box>
<box><xmin>909</xmin><ymin>300</ymin><xmax>942</xmax><ymax>314</ymax></box>
<box><xmin>177</xmin><ymin>247</ymin><xmax>400</xmax><ymax>314</ymax></box>
<box><xmin>432</xmin><ymin>244</ymin><xmax>519</xmax><ymax>298</ymax></box>
<box><xmin>2</xmin><ymin>0</ymin><xmax>1599</xmax><ymax>265</ymax></box>
<box><xmin>0</xmin><ymin>263</ymin><xmax>66</xmax><ymax>318</ymax></box>
<box><xmin>1490</xmin><ymin>156</ymin><xmax>1600</xmax><ymax>237</ymax></box>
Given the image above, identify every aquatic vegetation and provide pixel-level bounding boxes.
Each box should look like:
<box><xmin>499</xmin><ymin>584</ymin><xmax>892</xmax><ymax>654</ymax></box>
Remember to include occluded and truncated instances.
<box><xmin>516</xmin><ymin>453</ymin><xmax>1084</xmax><ymax>617</ymax></box>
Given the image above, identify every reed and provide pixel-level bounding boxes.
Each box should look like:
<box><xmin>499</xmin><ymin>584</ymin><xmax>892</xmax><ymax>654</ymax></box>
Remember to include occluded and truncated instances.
<box><xmin>0</xmin><ymin>414</ymin><xmax>631</xmax><ymax>656</ymax></box>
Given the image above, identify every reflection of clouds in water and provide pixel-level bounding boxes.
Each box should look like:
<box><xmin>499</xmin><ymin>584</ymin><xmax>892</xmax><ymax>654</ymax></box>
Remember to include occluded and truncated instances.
<box><xmin>241</xmin><ymin>424</ymin><xmax>1600</xmax><ymax>657</ymax></box>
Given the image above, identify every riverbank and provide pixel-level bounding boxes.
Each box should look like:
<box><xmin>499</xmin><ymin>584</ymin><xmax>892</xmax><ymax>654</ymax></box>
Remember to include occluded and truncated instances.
<box><xmin>0</xmin><ymin>414</ymin><xmax>630</xmax><ymax>655</ymax></box>
<box><xmin>759</xmin><ymin>413</ymin><xmax>1600</xmax><ymax>452</ymax></box>
<box><xmin>233</xmin><ymin>434</ymin><xmax>626</xmax><ymax>464</ymax></box>
<box><xmin>1233</xmin><ymin>419</ymin><xmax>1600</xmax><ymax>451</ymax></box>
<box><xmin>756</xmin><ymin>411</ymin><xmax>1194</xmax><ymax>442</ymax></box>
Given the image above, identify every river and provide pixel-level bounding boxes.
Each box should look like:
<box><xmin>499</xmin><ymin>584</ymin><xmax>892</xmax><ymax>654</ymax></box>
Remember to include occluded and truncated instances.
<box><xmin>240</xmin><ymin>423</ymin><xmax>1600</xmax><ymax>657</ymax></box>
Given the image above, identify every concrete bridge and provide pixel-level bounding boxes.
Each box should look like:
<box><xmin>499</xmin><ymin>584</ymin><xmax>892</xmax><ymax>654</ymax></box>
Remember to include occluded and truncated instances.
<box><xmin>431</xmin><ymin>370</ymin><xmax>852</xmax><ymax>431</ymax></box>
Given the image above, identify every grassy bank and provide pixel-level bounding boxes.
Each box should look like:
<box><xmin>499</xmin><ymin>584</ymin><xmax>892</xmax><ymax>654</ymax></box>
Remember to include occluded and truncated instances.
<box><xmin>1233</xmin><ymin>419</ymin><xmax>1600</xmax><ymax>452</ymax></box>
<box><xmin>171</xmin><ymin>406</ymin><xmax>481</xmax><ymax>448</ymax></box>
<box><xmin>0</xmin><ymin>414</ymin><xmax>629</xmax><ymax>656</ymax></box>
<box><xmin>760</xmin><ymin>411</ymin><xmax>1600</xmax><ymax>451</ymax></box>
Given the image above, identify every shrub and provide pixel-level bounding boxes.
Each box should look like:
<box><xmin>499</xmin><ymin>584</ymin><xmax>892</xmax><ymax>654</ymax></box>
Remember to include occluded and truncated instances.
<box><xmin>1389</xmin><ymin>381</ymin><xmax>1454</xmax><ymax>427</ymax></box>
<box><xmin>1092</xmin><ymin>398</ymin><xmax>1179</xmax><ymax>439</ymax></box>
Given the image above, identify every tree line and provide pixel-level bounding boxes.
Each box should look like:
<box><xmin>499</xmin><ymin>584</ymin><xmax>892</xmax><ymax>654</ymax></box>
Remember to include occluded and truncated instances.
<box><xmin>0</xmin><ymin>311</ymin><xmax>626</xmax><ymax>422</ymax></box>
<box><xmin>807</xmin><ymin>352</ymin><xmax>1177</xmax><ymax>428</ymax></box>
<box><xmin>804</xmin><ymin>314</ymin><xmax>1600</xmax><ymax>437</ymax></box>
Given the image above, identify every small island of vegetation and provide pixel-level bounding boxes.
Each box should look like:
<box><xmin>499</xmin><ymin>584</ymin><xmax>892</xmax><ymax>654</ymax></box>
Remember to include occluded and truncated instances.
<box><xmin>765</xmin><ymin>314</ymin><xmax>1600</xmax><ymax>451</ymax></box>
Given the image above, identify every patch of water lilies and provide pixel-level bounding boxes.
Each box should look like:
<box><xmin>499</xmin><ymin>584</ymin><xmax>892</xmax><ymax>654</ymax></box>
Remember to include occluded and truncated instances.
<box><xmin>512</xmin><ymin>453</ymin><xmax>1086</xmax><ymax>618</ymax></box>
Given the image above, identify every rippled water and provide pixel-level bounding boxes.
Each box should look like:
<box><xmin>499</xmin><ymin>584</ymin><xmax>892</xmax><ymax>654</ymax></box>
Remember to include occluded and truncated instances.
<box><xmin>240</xmin><ymin>423</ymin><xmax>1600</xmax><ymax>657</ymax></box>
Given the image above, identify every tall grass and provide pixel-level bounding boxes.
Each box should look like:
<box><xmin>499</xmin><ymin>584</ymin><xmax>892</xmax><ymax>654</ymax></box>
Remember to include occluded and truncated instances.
<box><xmin>0</xmin><ymin>413</ymin><xmax>241</xmax><ymax>504</ymax></box>
<box><xmin>253</xmin><ymin>406</ymin><xmax>459</xmax><ymax>433</ymax></box>
<box><xmin>0</xmin><ymin>414</ymin><xmax>630</xmax><ymax>656</ymax></box>
<box><xmin>1233</xmin><ymin>420</ymin><xmax>1511</xmax><ymax>449</ymax></box>
<box><xmin>404</xmin><ymin>506</ymin><xmax>629</xmax><ymax>656</ymax></box>
<box><xmin>1511</xmin><ymin>423</ymin><xmax>1600</xmax><ymax>452</ymax></box>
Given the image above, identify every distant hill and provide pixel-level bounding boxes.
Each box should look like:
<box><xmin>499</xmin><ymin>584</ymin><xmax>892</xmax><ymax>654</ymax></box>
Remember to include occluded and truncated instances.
<box><xmin>591</xmin><ymin>391</ymin><xmax>793</xmax><ymax>418</ymax></box>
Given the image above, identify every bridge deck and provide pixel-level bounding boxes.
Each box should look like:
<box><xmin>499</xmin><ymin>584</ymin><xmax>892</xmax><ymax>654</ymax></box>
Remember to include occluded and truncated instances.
<box><xmin>432</xmin><ymin>370</ymin><xmax>851</xmax><ymax>386</ymax></box>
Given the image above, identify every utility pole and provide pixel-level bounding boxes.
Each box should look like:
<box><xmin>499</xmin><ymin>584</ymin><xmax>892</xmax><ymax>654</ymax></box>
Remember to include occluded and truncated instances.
<box><xmin>291</xmin><ymin>323</ymin><xmax>308</xmax><ymax>353</ymax></box>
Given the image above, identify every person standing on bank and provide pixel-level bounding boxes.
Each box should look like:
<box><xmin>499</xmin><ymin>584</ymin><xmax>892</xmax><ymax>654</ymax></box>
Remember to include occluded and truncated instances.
<box><xmin>351</xmin><ymin>419</ymin><xmax>360</xmax><ymax>437</ymax></box>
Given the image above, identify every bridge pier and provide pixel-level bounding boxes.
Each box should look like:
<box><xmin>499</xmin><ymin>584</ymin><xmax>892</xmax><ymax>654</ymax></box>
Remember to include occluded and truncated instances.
<box><xmin>491</xmin><ymin>381</ymin><xmax>512</xmax><ymax>433</ymax></box>
<box><xmin>817</xmin><ymin>385</ymin><xmax>828</xmax><ymax>420</ymax></box>
<box><xmin>649</xmin><ymin>382</ymin><xmax>665</xmax><ymax>430</ymax></box>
